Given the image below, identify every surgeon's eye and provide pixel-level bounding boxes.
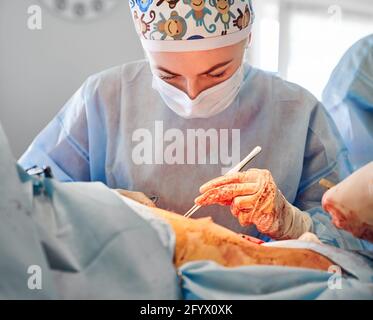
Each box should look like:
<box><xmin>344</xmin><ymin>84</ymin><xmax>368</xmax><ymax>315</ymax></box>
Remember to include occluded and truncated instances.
<box><xmin>160</xmin><ymin>75</ymin><xmax>177</xmax><ymax>80</ymax></box>
<box><xmin>207</xmin><ymin>71</ymin><xmax>226</xmax><ymax>78</ymax></box>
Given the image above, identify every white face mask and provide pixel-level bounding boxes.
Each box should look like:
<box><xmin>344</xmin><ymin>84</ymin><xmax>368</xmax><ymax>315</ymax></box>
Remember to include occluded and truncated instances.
<box><xmin>152</xmin><ymin>66</ymin><xmax>244</xmax><ymax>119</ymax></box>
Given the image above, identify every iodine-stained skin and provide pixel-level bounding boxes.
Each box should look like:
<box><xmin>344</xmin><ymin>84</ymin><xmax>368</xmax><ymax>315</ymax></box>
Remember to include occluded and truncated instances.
<box><xmin>322</xmin><ymin>162</ymin><xmax>373</xmax><ymax>242</ymax></box>
<box><xmin>153</xmin><ymin>208</ymin><xmax>333</xmax><ymax>272</ymax></box>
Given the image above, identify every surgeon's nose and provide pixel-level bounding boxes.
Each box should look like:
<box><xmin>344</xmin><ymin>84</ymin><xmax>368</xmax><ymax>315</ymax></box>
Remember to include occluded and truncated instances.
<box><xmin>185</xmin><ymin>78</ymin><xmax>203</xmax><ymax>100</ymax></box>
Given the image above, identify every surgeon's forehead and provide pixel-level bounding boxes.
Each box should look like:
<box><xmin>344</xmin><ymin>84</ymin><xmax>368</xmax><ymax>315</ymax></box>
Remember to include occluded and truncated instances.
<box><xmin>147</xmin><ymin>40</ymin><xmax>245</xmax><ymax>74</ymax></box>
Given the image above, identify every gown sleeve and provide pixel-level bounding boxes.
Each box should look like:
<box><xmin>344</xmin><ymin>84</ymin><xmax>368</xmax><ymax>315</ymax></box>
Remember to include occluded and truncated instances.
<box><xmin>18</xmin><ymin>79</ymin><xmax>92</xmax><ymax>182</ymax></box>
<box><xmin>294</xmin><ymin>102</ymin><xmax>372</xmax><ymax>250</ymax></box>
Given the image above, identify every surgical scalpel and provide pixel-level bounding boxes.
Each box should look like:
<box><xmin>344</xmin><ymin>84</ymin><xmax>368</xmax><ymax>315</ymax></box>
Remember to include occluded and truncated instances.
<box><xmin>184</xmin><ymin>146</ymin><xmax>262</xmax><ymax>218</ymax></box>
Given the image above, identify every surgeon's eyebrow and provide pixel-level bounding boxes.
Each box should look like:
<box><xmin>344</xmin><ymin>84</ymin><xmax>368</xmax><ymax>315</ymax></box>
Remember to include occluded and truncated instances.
<box><xmin>156</xmin><ymin>59</ymin><xmax>233</xmax><ymax>77</ymax></box>
<box><xmin>156</xmin><ymin>66</ymin><xmax>181</xmax><ymax>76</ymax></box>
<box><xmin>198</xmin><ymin>60</ymin><xmax>233</xmax><ymax>75</ymax></box>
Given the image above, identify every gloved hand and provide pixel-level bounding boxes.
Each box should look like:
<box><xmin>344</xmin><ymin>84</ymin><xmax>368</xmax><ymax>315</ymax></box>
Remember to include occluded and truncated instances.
<box><xmin>322</xmin><ymin>162</ymin><xmax>373</xmax><ymax>242</ymax></box>
<box><xmin>194</xmin><ymin>169</ymin><xmax>312</xmax><ymax>240</ymax></box>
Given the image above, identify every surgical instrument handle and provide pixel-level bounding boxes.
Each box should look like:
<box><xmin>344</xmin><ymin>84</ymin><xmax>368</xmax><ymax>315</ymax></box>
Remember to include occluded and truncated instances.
<box><xmin>184</xmin><ymin>146</ymin><xmax>262</xmax><ymax>218</ymax></box>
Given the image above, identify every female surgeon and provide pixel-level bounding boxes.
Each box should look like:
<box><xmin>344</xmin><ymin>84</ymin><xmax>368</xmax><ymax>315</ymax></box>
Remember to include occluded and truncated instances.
<box><xmin>18</xmin><ymin>0</ymin><xmax>367</xmax><ymax>249</ymax></box>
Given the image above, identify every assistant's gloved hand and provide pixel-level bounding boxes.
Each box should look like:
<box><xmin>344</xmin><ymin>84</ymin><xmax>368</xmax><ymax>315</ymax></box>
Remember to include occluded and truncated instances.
<box><xmin>194</xmin><ymin>169</ymin><xmax>312</xmax><ymax>240</ymax></box>
<box><xmin>322</xmin><ymin>162</ymin><xmax>373</xmax><ymax>242</ymax></box>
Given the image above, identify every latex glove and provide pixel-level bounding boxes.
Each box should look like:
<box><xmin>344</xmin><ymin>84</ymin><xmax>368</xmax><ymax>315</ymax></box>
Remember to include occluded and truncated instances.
<box><xmin>195</xmin><ymin>169</ymin><xmax>312</xmax><ymax>240</ymax></box>
<box><xmin>115</xmin><ymin>189</ymin><xmax>156</xmax><ymax>207</ymax></box>
<box><xmin>322</xmin><ymin>162</ymin><xmax>373</xmax><ymax>242</ymax></box>
<box><xmin>298</xmin><ymin>232</ymin><xmax>322</xmax><ymax>245</ymax></box>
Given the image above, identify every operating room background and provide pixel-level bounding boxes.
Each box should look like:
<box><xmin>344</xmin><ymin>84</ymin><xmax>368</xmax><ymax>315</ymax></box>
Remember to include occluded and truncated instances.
<box><xmin>0</xmin><ymin>0</ymin><xmax>372</xmax><ymax>158</ymax></box>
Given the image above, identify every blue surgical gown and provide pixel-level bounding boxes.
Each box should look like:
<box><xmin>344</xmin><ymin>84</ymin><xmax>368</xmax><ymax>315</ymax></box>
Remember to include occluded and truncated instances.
<box><xmin>323</xmin><ymin>34</ymin><xmax>373</xmax><ymax>170</ymax></box>
<box><xmin>18</xmin><ymin>61</ymin><xmax>368</xmax><ymax>250</ymax></box>
<box><xmin>0</xmin><ymin>122</ymin><xmax>180</xmax><ymax>299</ymax></box>
<box><xmin>1</xmin><ymin>122</ymin><xmax>372</xmax><ymax>299</ymax></box>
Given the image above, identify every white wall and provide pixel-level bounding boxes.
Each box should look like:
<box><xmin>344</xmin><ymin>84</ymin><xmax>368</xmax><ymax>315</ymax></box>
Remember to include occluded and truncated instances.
<box><xmin>249</xmin><ymin>0</ymin><xmax>373</xmax><ymax>99</ymax></box>
<box><xmin>0</xmin><ymin>0</ymin><xmax>143</xmax><ymax>157</ymax></box>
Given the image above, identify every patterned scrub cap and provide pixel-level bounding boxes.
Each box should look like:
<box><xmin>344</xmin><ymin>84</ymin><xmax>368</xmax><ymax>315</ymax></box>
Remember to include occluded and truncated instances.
<box><xmin>128</xmin><ymin>0</ymin><xmax>254</xmax><ymax>52</ymax></box>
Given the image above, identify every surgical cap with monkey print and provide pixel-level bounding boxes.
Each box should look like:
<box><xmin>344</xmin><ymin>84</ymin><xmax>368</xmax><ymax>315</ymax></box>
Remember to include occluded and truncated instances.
<box><xmin>129</xmin><ymin>0</ymin><xmax>255</xmax><ymax>51</ymax></box>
